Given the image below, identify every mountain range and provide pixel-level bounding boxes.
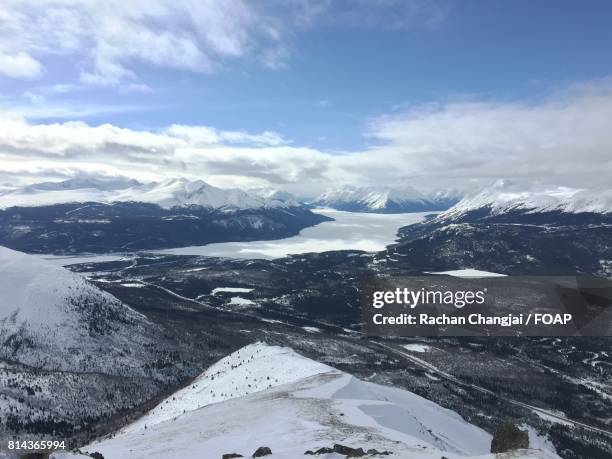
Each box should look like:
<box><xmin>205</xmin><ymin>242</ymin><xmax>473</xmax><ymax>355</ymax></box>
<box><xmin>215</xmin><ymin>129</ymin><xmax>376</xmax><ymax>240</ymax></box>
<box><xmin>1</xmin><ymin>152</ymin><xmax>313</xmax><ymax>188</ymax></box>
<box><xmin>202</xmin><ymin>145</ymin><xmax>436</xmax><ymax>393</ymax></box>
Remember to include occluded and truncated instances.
<box><xmin>0</xmin><ymin>177</ymin><xmax>328</xmax><ymax>254</ymax></box>
<box><xmin>312</xmin><ymin>185</ymin><xmax>461</xmax><ymax>213</ymax></box>
<box><xmin>0</xmin><ymin>176</ymin><xmax>297</xmax><ymax>210</ymax></box>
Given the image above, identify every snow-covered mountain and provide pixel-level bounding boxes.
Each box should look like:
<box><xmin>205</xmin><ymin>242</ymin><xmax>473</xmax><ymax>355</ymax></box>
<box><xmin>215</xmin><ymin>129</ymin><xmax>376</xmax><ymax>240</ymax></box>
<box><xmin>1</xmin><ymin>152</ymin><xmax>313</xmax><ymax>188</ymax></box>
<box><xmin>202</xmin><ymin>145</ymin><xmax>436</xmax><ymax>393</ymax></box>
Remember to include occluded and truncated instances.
<box><xmin>0</xmin><ymin>245</ymin><xmax>156</xmax><ymax>372</ymax></box>
<box><xmin>387</xmin><ymin>179</ymin><xmax>612</xmax><ymax>276</ymax></box>
<box><xmin>79</xmin><ymin>343</ymin><xmax>559</xmax><ymax>459</ymax></box>
<box><xmin>116</xmin><ymin>178</ymin><xmax>285</xmax><ymax>210</ymax></box>
<box><xmin>0</xmin><ymin>177</ymin><xmax>296</xmax><ymax>211</ymax></box>
<box><xmin>441</xmin><ymin>179</ymin><xmax>612</xmax><ymax>221</ymax></box>
<box><xmin>0</xmin><ymin>246</ymin><xmax>202</xmax><ymax>442</ymax></box>
<box><xmin>248</xmin><ymin>186</ymin><xmax>298</xmax><ymax>205</ymax></box>
<box><xmin>312</xmin><ymin>185</ymin><xmax>460</xmax><ymax>213</ymax></box>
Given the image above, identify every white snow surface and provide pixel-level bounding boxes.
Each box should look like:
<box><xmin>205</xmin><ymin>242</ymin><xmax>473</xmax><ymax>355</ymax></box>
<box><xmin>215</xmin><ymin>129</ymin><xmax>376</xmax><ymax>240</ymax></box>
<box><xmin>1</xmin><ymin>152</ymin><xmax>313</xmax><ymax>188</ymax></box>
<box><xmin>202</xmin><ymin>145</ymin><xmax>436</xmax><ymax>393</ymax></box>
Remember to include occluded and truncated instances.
<box><xmin>0</xmin><ymin>177</ymin><xmax>295</xmax><ymax>210</ymax></box>
<box><xmin>227</xmin><ymin>296</ymin><xmax>254</xmax><ymax>305</ymax></box>
<box><xmin>402</xmin><ymin>344</ymin><xmax>431</xmax><ymax>352</ymax></box>
<box><xmin>441</xmin><ymin>179</ymin><xmax>612</xmax><ymax>219</ymax></box>
<box><xmin>120</xmin><ymin>343</ymin><xmax>334</xmax><ymax>433</ymax></box>
<box><xmin>427</xmin><ymin>269</ymin><xmax>507</xmax><ymax>278</ymax></box>
<box><xmin>82</xmin><ymin>343</ymin><xmax>560</xmax><ymax>459</ymax></box>
<box><xmin>211</xmin><ymin>287</ymin><xmax>254</xmax><ymax>295</ymax></box>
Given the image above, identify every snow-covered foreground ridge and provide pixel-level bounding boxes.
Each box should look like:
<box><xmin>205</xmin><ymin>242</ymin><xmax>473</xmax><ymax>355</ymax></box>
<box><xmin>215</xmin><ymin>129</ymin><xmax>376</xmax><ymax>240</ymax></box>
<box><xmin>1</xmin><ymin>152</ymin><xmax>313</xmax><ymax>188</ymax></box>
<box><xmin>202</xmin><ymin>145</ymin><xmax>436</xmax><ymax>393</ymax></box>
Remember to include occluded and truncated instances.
<box><xmin>442</xmin><ymin>179</ymin><xmax>612</xmax><ymax>219</ymax></box>
<box><xmin>121</xmin><ymin>342</ymin><xmax>333</xmax><ymax>433</ymax></box>
<box><xmin>81</xmin><ymin>343</ymin><xmax>560</xmax><ymax>459</ymax></box>
<box><xmin>0</xmin><ymin>176</ymin><xmax>297</xmax><ymax>210</ymax></box>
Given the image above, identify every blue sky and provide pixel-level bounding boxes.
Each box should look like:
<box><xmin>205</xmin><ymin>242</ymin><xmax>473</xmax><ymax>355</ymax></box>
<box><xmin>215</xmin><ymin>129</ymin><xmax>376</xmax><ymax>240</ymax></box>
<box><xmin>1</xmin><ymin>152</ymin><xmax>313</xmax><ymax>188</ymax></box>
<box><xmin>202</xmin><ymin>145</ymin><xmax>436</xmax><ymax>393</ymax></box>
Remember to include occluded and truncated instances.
<box><xmin>1</xmin><ymin>0</ymin><xmax>611</xmax><ymax>193</ymax></box>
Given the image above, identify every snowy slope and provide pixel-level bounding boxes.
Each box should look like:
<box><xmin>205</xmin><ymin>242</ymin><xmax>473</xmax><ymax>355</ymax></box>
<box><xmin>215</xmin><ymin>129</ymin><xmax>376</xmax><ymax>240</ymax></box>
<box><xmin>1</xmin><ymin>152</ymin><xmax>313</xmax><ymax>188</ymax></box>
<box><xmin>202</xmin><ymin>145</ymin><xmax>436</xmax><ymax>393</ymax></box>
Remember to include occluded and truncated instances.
<box><xmin>0</xmin><ymin>177</ymin><xmax>295</xmax><ymax>210</ymax></box>
<box><xmin>441</xmin><ymin>179</ymin><xmax>612</xmax><ymax>219</ymax></box>
<box><xmin>313</xmin><ymin>185</ymin><xmax>459</xmax><ymax>213</ymax></box>
<box><xmin>82</xmin><ymin>343</ymin><xmax>560</xmax><ymax>459</ymax></box>
<box><xmin>0</xmin><ymin>246</ymin><xmax>156</xmax><ymax>373</ymax></box>
<box><xmin>122</xmin><ymin>343</ymin><xmax>332</xmax><ymax>433</ymax></box>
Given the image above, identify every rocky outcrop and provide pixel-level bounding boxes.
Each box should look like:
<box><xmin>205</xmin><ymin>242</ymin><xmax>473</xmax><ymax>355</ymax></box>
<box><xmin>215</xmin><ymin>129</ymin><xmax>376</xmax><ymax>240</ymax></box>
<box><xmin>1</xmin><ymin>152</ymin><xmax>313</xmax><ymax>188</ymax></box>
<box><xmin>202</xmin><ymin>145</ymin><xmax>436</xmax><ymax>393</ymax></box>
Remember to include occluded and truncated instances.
<box><xmin>252</xmin><ymin>446</ymin><xmax>272</xmax><ymax>457</ymax></box>
<box><xmin>304</xmin><ymin>444</ymin><xmax>392</xmax><ymax>457</ymax></box>
<box><xmin>490</xmin><ymin>423</ymin><xmax>529</xmax><ymax>453</ymax></box>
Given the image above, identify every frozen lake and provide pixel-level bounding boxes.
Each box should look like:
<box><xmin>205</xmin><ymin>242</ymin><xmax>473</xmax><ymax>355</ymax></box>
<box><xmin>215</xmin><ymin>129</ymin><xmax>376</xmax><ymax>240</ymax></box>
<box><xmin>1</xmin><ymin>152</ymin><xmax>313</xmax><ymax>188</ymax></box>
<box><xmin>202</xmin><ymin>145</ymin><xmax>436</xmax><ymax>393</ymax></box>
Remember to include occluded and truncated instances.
<box><xmin>156</xmin><ymin>208</ymin><xmax>429</xmax><ymax>259</ymax></box>
<box><xmin>43</xmin><ymin>209</ymin><xmax>430</xmax><ymax>265</ymax></box>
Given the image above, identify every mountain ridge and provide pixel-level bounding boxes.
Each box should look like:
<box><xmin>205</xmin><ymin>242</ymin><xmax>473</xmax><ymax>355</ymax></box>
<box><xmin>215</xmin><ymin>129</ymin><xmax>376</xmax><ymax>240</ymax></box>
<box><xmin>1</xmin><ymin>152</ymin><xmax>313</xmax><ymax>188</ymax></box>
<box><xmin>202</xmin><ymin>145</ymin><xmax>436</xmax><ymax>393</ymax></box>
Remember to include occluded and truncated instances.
<box><xmin>80</xmin><ymin>342</ymin><xmax>560</xmax><ymax>459</ymax></box>
<box><xmin>0</xmin><ymin>177</ymin><xmax>297</xmax><ymax>211</ymax></box>
<box><xmin>0</xmin><ymin>246</ymin><xmax>215</xmax><ymax>443</ymax></box>
<box><xmin>312</xmin><ymin>185</ymin><xmax>460</xmax><ymax>213</ymax></box>
<box><xmin>440</xmin><ymin>179</ymin><xmax>612</xmax><ymax>221</ymax></box>
<box><xmin>0</xmin><ymin>245</ymin><xmax>157</xmax><ymax>373</ymax></box>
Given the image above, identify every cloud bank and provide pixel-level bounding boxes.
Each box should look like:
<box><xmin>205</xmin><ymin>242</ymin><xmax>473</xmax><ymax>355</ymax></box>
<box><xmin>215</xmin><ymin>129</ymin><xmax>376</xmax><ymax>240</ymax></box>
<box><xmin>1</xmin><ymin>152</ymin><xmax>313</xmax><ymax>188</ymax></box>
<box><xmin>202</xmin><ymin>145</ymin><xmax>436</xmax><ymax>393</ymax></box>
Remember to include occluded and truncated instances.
<box><xmin>1</xmin><ymin>80</ymin><xmax>611</xmax><ymax>195</ymax></box>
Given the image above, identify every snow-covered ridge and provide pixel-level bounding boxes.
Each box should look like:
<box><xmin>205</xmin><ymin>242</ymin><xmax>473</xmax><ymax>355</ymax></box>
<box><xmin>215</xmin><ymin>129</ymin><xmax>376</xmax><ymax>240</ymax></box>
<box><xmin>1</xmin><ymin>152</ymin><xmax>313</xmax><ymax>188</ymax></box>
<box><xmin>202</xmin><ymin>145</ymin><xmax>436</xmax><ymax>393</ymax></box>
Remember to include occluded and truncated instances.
<box><xmin>85</xmin><ymin>342</ymin><xmax>560</xmax><ymax>459</ymax></box>
<box><xmin>123</xmin><ymin>342</ymin><xmax>334</xmax><ymax>433</ymax></box>
<box><xmin>0</xmin><ymin>246</ymin><xmax>154</xmax><ymax>373</ymax></box>
<box><xmin>0</xmin><ymin>246</ymin><xmax>132</xmax><ymax>330</ymax></box>
<box><xmin>313</xmin><ymin>185</ymin><xmax>460</xmax><ymax>213</ymax></box>
<box><xmin>441</xmin><ymin>179</ymin><xmax>612</xmax><ymax>219</ymax></box>
<box><xmin>0</xmin><ymin>177</ymin><xmax>298</xmax><ymax>210</ymax></box>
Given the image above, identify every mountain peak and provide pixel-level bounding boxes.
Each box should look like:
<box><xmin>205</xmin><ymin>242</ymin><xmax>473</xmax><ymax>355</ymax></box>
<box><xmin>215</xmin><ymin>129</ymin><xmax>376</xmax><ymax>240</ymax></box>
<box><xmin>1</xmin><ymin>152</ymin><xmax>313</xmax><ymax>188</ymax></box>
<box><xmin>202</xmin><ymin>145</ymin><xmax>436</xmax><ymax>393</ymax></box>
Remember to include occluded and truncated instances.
<box><xmin>441</xmin><ymin>180</ymin><xmax>612</xmax><ymax>219</ymax></box>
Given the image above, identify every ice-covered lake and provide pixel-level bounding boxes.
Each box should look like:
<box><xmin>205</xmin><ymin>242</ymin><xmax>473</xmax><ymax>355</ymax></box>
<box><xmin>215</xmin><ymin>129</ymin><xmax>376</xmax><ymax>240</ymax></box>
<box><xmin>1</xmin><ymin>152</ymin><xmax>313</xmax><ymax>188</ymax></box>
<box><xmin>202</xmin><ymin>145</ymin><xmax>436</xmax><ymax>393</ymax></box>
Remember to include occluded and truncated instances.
<box><xmin>43</xmin><ymin>209</ymin><xmax>430</xmax><ymax>265</ymax></box>
<box><xmin>156</xmin><ymin>208</ymin><xmax>429</xmax><ymax>259</ymax></box>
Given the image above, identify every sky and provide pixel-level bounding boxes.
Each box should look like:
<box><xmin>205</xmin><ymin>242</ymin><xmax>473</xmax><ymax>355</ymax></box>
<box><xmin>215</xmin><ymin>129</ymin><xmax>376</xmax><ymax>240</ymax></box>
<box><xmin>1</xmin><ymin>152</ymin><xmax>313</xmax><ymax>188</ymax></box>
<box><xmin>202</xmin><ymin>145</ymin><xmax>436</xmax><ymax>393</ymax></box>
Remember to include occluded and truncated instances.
<box><xmin>0</xmin><ymin>0</ymin><xmax>611</xmax><ymax>196</ymax></box>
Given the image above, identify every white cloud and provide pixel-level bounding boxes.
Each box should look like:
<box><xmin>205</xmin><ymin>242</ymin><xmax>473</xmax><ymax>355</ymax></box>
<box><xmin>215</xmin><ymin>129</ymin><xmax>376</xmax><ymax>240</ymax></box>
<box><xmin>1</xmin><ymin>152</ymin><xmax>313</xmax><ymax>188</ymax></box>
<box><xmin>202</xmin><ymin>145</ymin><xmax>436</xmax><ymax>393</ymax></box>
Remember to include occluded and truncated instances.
<box><xmin>22</xmin><ymin>91</ymin><xmax>45</xmax><ymax>104</ymax></box>
<box><xmin>0</xmin><ymin>114</ymin><xmax>328</xmax><ymax>190</ymax></box>
<box><xmin>166</xmin><ymin>125</ymin><xmax>287</xmax><ymax>147</ymax></box>
<box><xmin>364</xmin><ymin>81</ymin><xmax>612</xmax><ymax>189</ymax></box>
<box><xmin>0</xmin><ymin>104</ymin><xmax>145</xmax><ymax>120</ymax></box>
<box><xmin>0</xmin><ymin>80</ymin><xmax>611</xmax><ymax>195</ymax></box>
<box><xmin>0</xmin><ymin>51</ymin><xmax>42</xmax><ymax>78</ymax></box>
<box><xmin>0</xmin><ymin>0</ymin><xmax>286</xmax><ymax>87</ymax></box>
